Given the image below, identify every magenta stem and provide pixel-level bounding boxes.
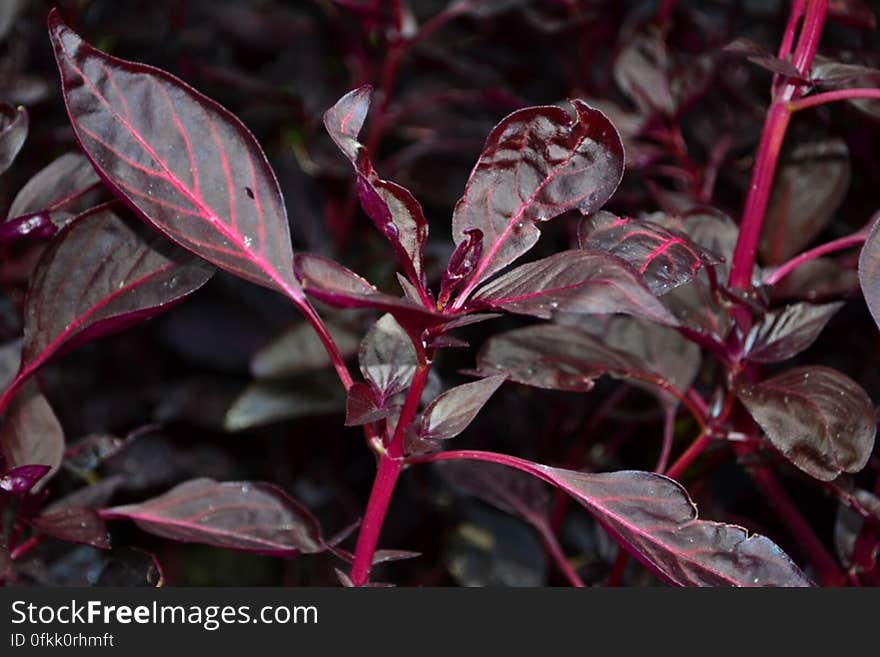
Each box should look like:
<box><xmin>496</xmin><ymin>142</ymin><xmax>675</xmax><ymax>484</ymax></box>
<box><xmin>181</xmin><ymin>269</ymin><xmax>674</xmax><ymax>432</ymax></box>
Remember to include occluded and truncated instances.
<box><xmin>763</xmin><ymin>229</ymin><xmax>869</xmax><ymax>285</ymax></box>
<box><xmin>789</xmin><ymin>88</ymin><xmax>880</xmax><ymax>112</ymax></box>
<box><xmin>534</xmin><ymin>520</ymin><xmax>584</xmax><ymax>587</ymax></box>
<box><xmin>296</xmin><ymin>300</ymin><xmax>354</xmax><ymax>390</ymax></box>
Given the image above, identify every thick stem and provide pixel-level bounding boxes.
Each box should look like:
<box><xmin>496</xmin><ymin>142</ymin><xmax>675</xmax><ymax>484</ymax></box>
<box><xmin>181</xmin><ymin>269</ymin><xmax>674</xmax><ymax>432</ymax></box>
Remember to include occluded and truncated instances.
<box><xmin>763</xmin><ymin>229</ymin><xmax>869</xmax><ymax>285</ymax></box>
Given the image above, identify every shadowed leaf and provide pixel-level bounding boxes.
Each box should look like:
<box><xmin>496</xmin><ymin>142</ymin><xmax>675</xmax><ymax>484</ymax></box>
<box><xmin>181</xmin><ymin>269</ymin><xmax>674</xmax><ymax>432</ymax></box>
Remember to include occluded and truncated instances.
<box><xmin>30</xmin><ymin>506</ymin><xmax>109</xmax><ymax>549</ymax></box>
<box><xmin>0</xmin><ymin>384</ymin><xmax>64</xmax><ymax>490</ymax></box>
<box><xmin>744</xmin><ymin>302</ymin><xmax>843</xmax><ymax>363</ymax></box>
<box><xmin>0</xmin><ymin>102</ymin><xmax>27</xmax><ymax>174</ymax></box>
<box><xmin>7</xmin><ymin>152</ymin><xmax>101</xmax><ymax>226</ymax></box>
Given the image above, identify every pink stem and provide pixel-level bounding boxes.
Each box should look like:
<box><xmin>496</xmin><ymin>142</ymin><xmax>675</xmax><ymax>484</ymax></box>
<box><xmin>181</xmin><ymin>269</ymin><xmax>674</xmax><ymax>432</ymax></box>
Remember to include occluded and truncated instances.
<box><xmin>534</xmin><ymin>520</ymin><xmax>585</xmax><ymax>587</ymax></box>
<box><xmin>789</xmin><ymin>88</ymin><xmax>880</xmax><ymax>112</ymax></box>
<box><xmin>654</xmin><ymin>404</ymin><xmax>677</xmax><ymax>473</ymax></box>
<box><xmin>763</xmin><ymin>229</ymin><xmax>869</xmax><ymax>285</ymax></box>
<box><xmin>296</xmin><ymin>300</ymin><xmax>354</xmax><ymax>390</ymax></box>
<box><xmin>664</xmin><ymin>431</ymin><xmax>711</xmax><ymax>481</ymax></box>
<box><xmin>9</xmin><ymin>535</ymin><xmax>42</xmax><ymax>561</ymax></box>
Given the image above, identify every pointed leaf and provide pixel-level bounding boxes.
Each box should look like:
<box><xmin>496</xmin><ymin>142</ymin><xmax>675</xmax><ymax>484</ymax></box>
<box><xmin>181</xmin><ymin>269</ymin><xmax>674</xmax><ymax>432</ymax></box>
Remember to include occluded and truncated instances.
<box><xmin>250</xmin><ymin>321</ymin><xmax>360</xmax><ymax>380</ymax></box>
<box><xmin>8</xmin><ymin>204</ymin><xmax>212</xmax><ymax>401</ymax></box>
<box><xmin>723</xmin><ymin>38</ymin><xmax>808</xmax><ymax>80</ymax></box>
<box><xmin>294</xmin><ymin>253</ymin><xmax>443</xmax><ymax>330</ymax></box>
<box><xmin>420</xmin><ymin>375</ymin><xmax>506</xmax><ymax>441</ymax></box>
<box><xmin>744</xmin><ymin>302</ymin><xmax>843</xmax><ymax>363</ymax></box>
<box><xmin>102</xmin><ymin>478</ymin><xmax>325</xmax><ymax>555</ymax></box>
<box><xmin>49</xmin><ymin>11</ymin><xmax>300</xmax><ymax>298</ymax></box>
<box><xmin>0</xmin><ymin>464</ymin><xmax>51</xmax><ymax>494</ymax></box>
<box><xmin>736</xmin><ymin>367</ymin><xmax>876</xmax><ymax>481</ymax></box>
<box><xmin>224</xmin><ymin>379</ymin><xmax>343</xmax><ymax>431</ymax></box>
<box><xmin>578</xmin><ymin>212</ymin><xmax>719</xmax><ymax>295</ymax></box>
<box><xmin>451</xmin><ymin>99</ymin><xmax>624</xmax><ymax>290</ymax></box>
<box><xmin>345</xmin><ymin>382</ymin><xmax>392</xmax><ymax>426</ymax></box>
<box><xmin>359</xmin><ymin>314</ymin><xmax>417</xmax><ymax>399</ymax></box>
<box><xmin>470</xmin><ymin>250</ymin><xmax>677</xmax><ymax>325</ymax></box>
<box><xmin>0</xmin><ymin>384</ymin><xmax>64</xmax><ymax>490</ymax></box>
<box><xmin>0</xmin><ymin>102</ymin><xmax>27</xmax><ymax>175</ymax></box>
<box><xmin>30</xmin><ymin>506</ymin><xmax>109</xmax><ymax>549</ymax></box>
<box><xmin>7</xmin><ymin>152</ymin><xmax>101</xmax><ymax>224</ymax></box>
<box><xmin>324</xmin><ymin>87</ymin><xmax>428</xmax><ymax>283</ymax></box>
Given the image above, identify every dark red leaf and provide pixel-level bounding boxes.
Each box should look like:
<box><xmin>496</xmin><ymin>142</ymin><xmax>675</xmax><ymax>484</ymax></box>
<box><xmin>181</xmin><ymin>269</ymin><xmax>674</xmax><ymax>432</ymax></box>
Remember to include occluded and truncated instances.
<box><xmin>345</xmin><ymin>382</ymin><xmax>391</xmax><ymax>426</ymax></box>
<box><xmin>359</xmin><ymin>314</ymin><xmax>416</xmax><ymax>400</ymax></box>
<box><xmin>744</xmin><ymin>301</ymin><xmax>843</xmax><ymax>363</ymax></box>
<box><xmin>0</xmin><ymin>464</ymin><xmax>51</xmax><ymax>494</ymax></box>
<box><xmin>476</xmin><ymin>323</ymin><xmax>665</xmax><ymax>393</ymax></box>
<box><xmin>761</xmin><ymin>139</ymin><xmax>850</xmax><ymax>264</ymax></box>
<box><xmin>294</xmin><ymin>253</ymin><xmax>443</xmax><ymax>330</ymax></box>
<box><xmin>439</xmin><ymin>228</ymin><xmax>483</xmax><ymax>307</ymax></box>
<box><xmin>49</xmin><ymin>11</ymin><xmax>301</xmax><ymax>298</ymax></box>
<box><xmin>0</xmin><ymin>383</ymin><xmax>64</xmax><ymax>490</ymax></box>
<box><xmin>0</xmin><ymin>102</ymin><xmax>27</xmax><ymax>174</ymax></box>
<box><xmin>420</xmin><ymin>375</ymin><xmax>506</xmax><ymax>440</ymax></box>
<box><xmin>30</xmin><ymin>506</ymin><xmax>110</xmax><ymax>549</ymax></box>
<box><xmin>736</xmin><ymin>367</ymin><xmax>876</xmax><ymax>481</ymax></box>
<box><xmin>469</xmin><ymin>250</ymin><xmax>678</xmax><ymax>326</ymax></box>
<box><xmin>7</xmin><ymin>152</ymin><xmax>101</xmax><ymax>226</ymax></box>
<box><xmin>723</xmin><ymin>38</ymin><xmax>808</xmax><ymax>81</ymax></box>
<box><xmin>1</xmin><ymin>203</ymin><xmax>212</xmax><ymax>410</ymax></box>
<box><xmin>828</xmin><ymin>0</ymin><xmax>876</xmax><ymax>29</ymax></box>
<box><xmin>324</xmin><ymin>87</ymin><xmax>429</xmax><ymax>286</ymax></box>
<box><xmin>859</xmin><ymin>215</ymin><xmax>880</xmax><ymax>331</ymax></box>
<box><xmin>578</xmin><ymin>212</ymin><xmax>719</xmax><ymax>295</ymax></box>
<box><xmin>451</xmin><ymin>99</ymin><xmax>624</xmax><ymax>295</ymax></box>
<box><xmin>102</xmin><ymin>478</ymin><xmax>325</xmax><ymax>555</ymax></box>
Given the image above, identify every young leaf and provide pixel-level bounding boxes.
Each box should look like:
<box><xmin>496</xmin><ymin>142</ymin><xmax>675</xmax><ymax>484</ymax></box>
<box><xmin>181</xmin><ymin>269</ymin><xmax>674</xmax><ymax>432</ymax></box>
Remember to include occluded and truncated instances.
<box><xmin>48</xmin><ymin>11</ymin><xmax>300</xmax><ymax>298</ymax></box>
<box><xmin>744</xmin><ymin>301</ymin><xmax>843</xmax><ymax>363</ymax></box>
<box><xmin>294</xmin><ymin>253</ymin><xmax>443</xmax><ymax>330</ymax></box>
<box><xmin>0</xmin><ymin>464</ymin><xmax>51</xmax><ymax>494</ymax></box>
<box><xmin>359</xmin><ymin>314</ymin><xmax>417</xmax><ymax>400</ymax></box>
<box><xmin>469</xmin><ymin>250</ymin><xmax>678</xmax><ymax>326</ymax></box>
<box><xmin>7</xmin><ymin>152</ymin><xmax>101</xmax><ymax>225</ymax></box>
<box><xmin>736</xmin><ymin>367</ymin><xmax>876</xmax><ymax>481</ymax></box>
<box><xmin>0</xmin><ymin>384</ymin><xmax>64</xmax><ymax>490</ymax></box>
<box><xmin>420</xmin><ymin>375</ymin><xmax>506</xmax><ymax>441</ymax></box>
<box><xmin>30</xmin><ymin>506</ymin><xmax>110</xmax><ymax>549</ymax></box>
<box><xmin>324</xmin><ymin>87</ymin><xmax>429</xmax><ymax>285</ymax></box>
<box><xmin>345</xmin><ymin>382</ymin><xmax>392</xmax><ymax>426</ymax></box>
<box><xmin>1</xmin><ymin>204</ymin><xmax>212</xmax><ymax>409</ymax></box>
<box><xmin>722</xmin><ymin>38</ymin><xmax>808</xmax><ymax>81</ymax></box>
<box><xmin>0</xmin><ymin>102</ymin><xmax>27</xmax><ymax>175</ymax></box>
<box><xmin>577</xmin><ymin>213</ymin><xmax>719</xmax><ymax>295</ymax></box>
<box><xmin>451</xmin><ymin>99</ymin><xmax>624</xmax><ymax>294</ymax></box>
<box><xmin>102</xmin><ymin>478</ymin><xmax>325</xmax><ymax>555</ymax></box>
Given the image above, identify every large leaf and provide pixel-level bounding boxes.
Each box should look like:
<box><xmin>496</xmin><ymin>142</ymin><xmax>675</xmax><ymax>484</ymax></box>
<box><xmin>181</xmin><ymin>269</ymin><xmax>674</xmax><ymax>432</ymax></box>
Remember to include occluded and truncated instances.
<box><xmin>49</xmin><ymin>11</ymin><xmax>300</xmax><ymax>298</ymax></box>
<box><xmin>1</xmin><ymin>204</ymin><xmax>212</xmax><ymax>408</ymax></box>
<box><xmin>7</xmin><ymin>152</ymin><xmax>101</xmax><ymax>224</ymax></box>
<box><xmin>476</xmin><ymin>323</ymin><xmax>668</xmax><ymax>393</ymax></box>
<box><xmin>469</xmin><ymin>250</ymin><xmax>677</xmax><ymax>326</ymax></box>
<box><xmin>744</xmin><ymin>302</ymin><xmax>843</xmax><ymax>363</ymax></box>
<box><xmin>0</xmin><ymin>102</ymin><xmax>27</xmax><ymax>175</ymax></box>
<box><xmin>451</xmin><ymin>99</ymin><xmax>624</xmax><ymax>293</ymax></box>
<box><xmin>736</xmin><ymin>367</ymin><xmax>876</xmax><ymax>481</ymax></box>
<box><xmin>294</xmin><ymin>253</ymin><xmax>443</xmax><ymax>330</ymax></box>
<box><xmin>577</xmin><ymin>212</ymin><xmax>719</xmax><ymax>295</ymax></box>
<box><xmin>102</xmin><ymin>478</ymin><xmax>325</xmax><ymax>555</ymax></box>
<box><xmin>324</xmin><ymin>87</ymin><xmax>428</xmax><ymax>284</ymax></box>
<box><xmin>434</xmin><ymin>454</ymin><xmax>810</xmax><ymax>586</ymax></box>
<box><xmin>760</xmin><ymin>139</ymin><xmax>850</xmax><ymax>264</ymax></box>
<box><xmin>0</xmin><ymin>384</ymin><xmax>64</xmax><ymax>491</ymax></box>
<box><xmin>420</xmin><ymin>375</ymin><xmax>506</xmax><ymax>441</ymax></box>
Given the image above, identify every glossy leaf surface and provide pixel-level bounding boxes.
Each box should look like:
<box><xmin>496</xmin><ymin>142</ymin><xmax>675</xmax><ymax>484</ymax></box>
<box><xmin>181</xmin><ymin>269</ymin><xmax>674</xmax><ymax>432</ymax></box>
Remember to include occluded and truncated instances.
<box><xmin>420</xmin><ymin>375</ymin><xmax>506</xmax><ymax>440</ymax></box>
<box><xmin>744</xmin><ymin>302</ymin><xmax>843</xmax><ymax>363</ymax></box>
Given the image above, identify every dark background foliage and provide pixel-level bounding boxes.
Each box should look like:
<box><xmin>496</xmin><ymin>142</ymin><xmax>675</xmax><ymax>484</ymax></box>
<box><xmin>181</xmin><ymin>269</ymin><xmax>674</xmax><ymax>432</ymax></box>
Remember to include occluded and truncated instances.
<box><xmin>2</xmin><ymin>0</ymin><xmax>880</xmax><ymax>585</ymax></box>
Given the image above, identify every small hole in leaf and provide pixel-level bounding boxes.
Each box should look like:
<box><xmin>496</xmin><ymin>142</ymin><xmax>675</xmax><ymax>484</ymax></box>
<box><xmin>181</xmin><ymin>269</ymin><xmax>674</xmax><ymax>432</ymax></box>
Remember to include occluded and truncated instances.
<box><xmin>245</xmin><ymin>186</ymin><xmax>255</xmax><ymax>199</ymax></box>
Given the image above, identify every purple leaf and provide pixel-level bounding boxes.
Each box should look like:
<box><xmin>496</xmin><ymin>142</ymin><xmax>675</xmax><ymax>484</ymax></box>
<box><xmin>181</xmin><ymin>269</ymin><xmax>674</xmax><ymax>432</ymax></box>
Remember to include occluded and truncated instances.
<box><xmin>7</xmin><ymin>152</ymin><xmax>101</xmax><ymax>226</ymax></box>
<box><xmin>324</xmin><ymin>87</ymin><xmax>429</xmax><ymax>285</ymax></box>
<box><xmin>469</xmin><ymin>250</ymin><xmax>678</xmax><ymax>325</ymax></box>
<box><xmin>744</xmin><ymin>302</ymin><xmax>843</xmax><ymax>363</ymax></box>
<box><xmin>102</xmin><ymin>478</ymin><xmax>325</xmax><ymax>555</ymax></box>
<box><xmin>723</xmin><ymin>38</ymin><xmax>808</xmax><ymax>81</ymax></box>
<box><xmin>294</xmin><ymin>253</ymin><xmax>443</xmax><ymax>330</ymax></box>
<box><xmin>345</xmin><ymin>382</ymin><xmax>392</xmax><ymax>426</ymax></box>
<box><xmin>736</xmin><ymin>367</ymin><xmax>876</xmax><ymax>481</ymax></box>
<box><xmin>0</xmin><ymin>383</ymin><xmax>64</xmax><ymax>490</ymax></box>
<box><xmin>476</xmin><ymin>323</ymin><xmax>658</xmax><ymax>392</ymax></box>
<box><xmin>859</xmin><ymin>215</ymin><xmax>880</xmax><ymax>331</ymax></box>
<box><xmin>3</xmin><ymin>203</ymin><xmax>212</xmax><ymax>407</ymax></box>
<box><xmin>439</xmin><ymin>228</ymin><xmax>483</xmax><ymax>307</ymax></box>
<box><xmin>0</xmin><ymin>102</ymin><xmax>27</xmax><ymax>174</ymax></box>
<box><xmin>0</xmin><ymin>464</ymin><xmax>51</xmax><ymax>494</ymax></box>
<box><xmin>49</xmin><ymin>11</ymin><xmax>301</xmax><ymax>299</ymax></box>
<box><xmin>438</xmin><ymin>460</ymin><xmax>551</xmax><ymax>522</ymax></box>
<box><xmin>577</xmin><ymin>212</ymin><xmax>719</xmax><ymax>295</ymax></box>
<box><xmin>359</xmin><ymin>314</ymin><xmax>417</xmax><ymax>400</ymax></box>
<box><xmin>451</xmin><ymin>99</ymin><xmax>624</xmax><ymax>293</ymax></box>
<box><xmin>761</xmin><ymin>139</ymin><xmax>850</xmax><ymax>264</ymax></box>
<box><xmin>420</xmin><ymin>375</ymin><xmax>506</xmax><ymax>441</ymax></box>
<box><xmin>30</xmin><ymin>506</ymin><xmax>110</xmax><ymax>549</ymax></box>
